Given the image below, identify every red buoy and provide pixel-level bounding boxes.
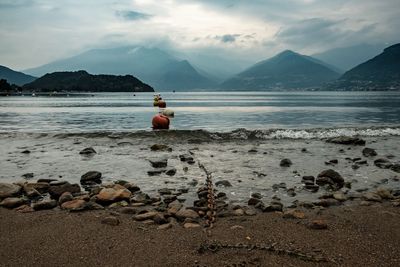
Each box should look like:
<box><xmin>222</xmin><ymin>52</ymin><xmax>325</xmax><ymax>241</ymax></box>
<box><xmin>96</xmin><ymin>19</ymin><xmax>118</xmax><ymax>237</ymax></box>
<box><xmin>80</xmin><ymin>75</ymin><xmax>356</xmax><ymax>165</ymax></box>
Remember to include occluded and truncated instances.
<box><xmin>158</xmin><ymin>100</ymin><xmax>167</xmax><ymax>108</ymax></box>
<box><xmin>152</xmin><ymin>114</ymin><xmax>170</xmax><ymax>129</ymax></box>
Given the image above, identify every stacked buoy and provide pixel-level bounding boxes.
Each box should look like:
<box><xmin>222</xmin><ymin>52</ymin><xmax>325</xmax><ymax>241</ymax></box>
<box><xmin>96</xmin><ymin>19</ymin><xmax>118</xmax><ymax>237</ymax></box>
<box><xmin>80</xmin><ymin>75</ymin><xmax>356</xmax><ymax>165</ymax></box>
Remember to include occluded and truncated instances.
<box><xmin>151</xmin><ymin>93</ymin><xmax>174</xmax><ymax>130</ymax></box>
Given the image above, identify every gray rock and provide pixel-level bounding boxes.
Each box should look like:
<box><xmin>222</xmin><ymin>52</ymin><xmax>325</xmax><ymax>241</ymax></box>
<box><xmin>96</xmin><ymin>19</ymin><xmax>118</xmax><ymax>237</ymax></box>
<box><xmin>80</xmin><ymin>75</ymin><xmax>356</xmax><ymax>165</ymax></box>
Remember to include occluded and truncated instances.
<box><xmin>304</xmin><ymin>184</ymin><xmax>319</xmax><ymax>192</ymax></box>
<box><xmin>248</xmin><ymin>197</ymin><xmax>262</xmax><ymax>205</ymax></box>
<box><xmin>391</xmin><ymin>164</ymin><xmax>400</xmax><ymax>173</ymax></box>
<box><xmin>22</xmin><ymin>173</ymin><xmax>34</xmax><ymax>179</ymax></box>
<box><xmin>215</xmin><ymin>180</ymin><xmax>232</xmax><ymax>187</ymax></box>
<box><xmin>0</xmin><ymin>183</ymin><xmax>22</xmax><ymax>198</ymax></box>
<box><xmin>80</xmin><ymin>171</ymin><xmax>102</xmax><ymax>184</ymax></box>
<box><xmin>175</xmin><ymin>208</ymin><xmax>199</xmax><ymax>221</ymax></box>
<box><xmin>150</xmin><ymin>144</ymin><xmax>171</xmax><ymax>151</ymax></box>
<box><xmin>32</xmin><ymin>199</ymin><xmax>57</xmax><ymax>210</ymax></box>
<box><xmin>165</xmin><ymin>168</ymin><xmax>177</xmax><ymax>176</ymax></box>
<box><xmin>149</xmin><ymin>158</ymin><xmax>168</xmax><ymax>168</ymax></box>
<box><xmin>316</xmin><ymin>169</ymin><xmax>344</xmax><ymax>189</ymax></box>
<box><xmin>374</xmin><ymin>158</ymin><xmax>393</xmax><ymax>169</ymax></box>
<box><xmin>147</xmin><ymin>169</ymin><xmax>166</xmax><ymax>176</ymax></box>
<box><xmin>131</xmin><ymin>192</ymin><xmax>151</xmax><ymax>203</ymax></box>
<box><xmin>79</xmin><ymin>147</ymin><xmax>97</xmax><ymax>155</ymax></box>
<box><xmin>326</xmin><ymin>136</ymin><xmax>365</xmax><ymax>146</ymax></box>
<box><xmin>179</xmin><ymin>154</ymin><xmax>194</xmax><ymax>162</ymax></box>
<box><xmin>251</xmin><ymin>192</ymin><xmax>262</xmax><ymax>199</ymax></box>
<box><xmin>362</xmin><ymin>148</ymin><xmax>377</xmax><ymax>157</ymax></box>
<box><xmin>314</xmin><ymin>198</ymin><xmax>341</xmax><ymax>207</ymax></box>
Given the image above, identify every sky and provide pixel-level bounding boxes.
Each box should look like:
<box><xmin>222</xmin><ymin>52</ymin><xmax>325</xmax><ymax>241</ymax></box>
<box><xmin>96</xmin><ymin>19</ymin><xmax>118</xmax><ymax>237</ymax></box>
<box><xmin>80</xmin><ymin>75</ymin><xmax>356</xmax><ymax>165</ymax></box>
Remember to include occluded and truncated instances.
<box><xmin>0</xmin><ymin>0</ymin><xmax>398</xmax><ymax>70</ymax></box>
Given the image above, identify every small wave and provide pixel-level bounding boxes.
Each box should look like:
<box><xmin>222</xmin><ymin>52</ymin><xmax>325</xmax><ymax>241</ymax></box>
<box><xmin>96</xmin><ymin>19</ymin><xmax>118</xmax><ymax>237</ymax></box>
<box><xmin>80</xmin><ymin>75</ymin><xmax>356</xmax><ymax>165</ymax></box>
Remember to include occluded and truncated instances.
<box><xmin>1</xmin><ymin>126</ymin><xmax>400</xmax><ymax>140</ymax></box>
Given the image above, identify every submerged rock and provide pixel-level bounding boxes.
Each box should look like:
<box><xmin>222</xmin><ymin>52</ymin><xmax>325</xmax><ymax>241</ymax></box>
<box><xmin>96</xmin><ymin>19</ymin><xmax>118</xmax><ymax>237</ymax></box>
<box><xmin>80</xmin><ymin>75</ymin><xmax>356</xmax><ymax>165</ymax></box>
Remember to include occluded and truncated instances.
<box><xmin>150</xmin><ymin>144</ymin><xmax>171</xmax><ymax>151</ymax></box>
<box><xmin>316</xmin><ymin>169</ymin><xmax>344</xmax><ymax>189</ymax></box>
<box><xmin>79</xmin><ymin>147</ymin><xmax>97</xmax><ymax>155</ymax></box>
<box><xmin>362</xmin><ymin>148</ymin><xmax>377</xmax><ymax>157</ymax></box>
<box><xmin>149</xmin><ymin>158</ymin><xmax>168</xmax><ymax>168</ymax></box>
<box><xmin>374</xmin><ymin>158</ymin><xmax>393</xmax><ymax>169</ymax></box>
<box><xmin>326</xmin><ymin>136</ymin><xmax>365</xmax><ymax>146</ymax></box>
<box><xmin>280</xmin><ymin>158</ymin><xmax>292</xmax><ymax>167</ymax></box>
<box><xmin>215</xmin><ymin>180</ymin><xmax>232</xmax><ymax>187</ymax></box>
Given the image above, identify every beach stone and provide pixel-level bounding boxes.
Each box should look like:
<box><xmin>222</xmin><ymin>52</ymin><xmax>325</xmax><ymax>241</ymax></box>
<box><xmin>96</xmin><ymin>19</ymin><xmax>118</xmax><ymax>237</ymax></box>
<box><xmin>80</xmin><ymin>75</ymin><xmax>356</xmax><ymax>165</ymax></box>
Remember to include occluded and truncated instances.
<box><xmin>0</xmin><ymin>183</ymin><xmax>22</xmax><ymax>198</ymax></box>
<box><xmin>150</xmin><ymin>144</ymin><xmax>171</xmax><ymax>151</ymax></box>
<box><xmin>179</xmin><ymin>154</ymin><xmax>194</xmax><ymax>163</ymax></box>
<box><xmin>32</xmin><ymin>199</ymin><xmax>57</xmax><ymax>210</ymax></box>
<box><xmin>15</xmin><ymin>204</ymin><xmax>34</xmax><ymax>213</ymax></box>
<box><xmin>108</xmin><ymin>201</ymin><xmax>129</xmax><ymax>209</ymax></box>
<box><xmin>165</xmin><ymin>168</ymin><xmax>177</xmax><ymax>176</ymax></box>
<box><xmin>49</xmin><ymin>182</ymin><xmax>81</xmax><ymax>199</ymax></box>
<box><xmin>362</xmin><ymin>192</ymin><xmax>382</xmax><ymax>202</ymax></box>
<box><xmin>119</xmin><ymin>207</ymin><xmax>137</xmax><ymax>214</ymax></box>
<box><xmin>280</xmin><ymin>158</ymin><xmax>292</xmax><ymax>167</ymax></box>
<box><xmin>283</xmin><ymin>209</ymin><xmax>306</xmax><ymax>219</ymax></box>
<box><xmin>362</xmin><ymin>148</ymin><xmax>377</xmax><ymax>157</ymax></box>
<box><xmin>96</xmin><ymin>188</ymin><xmax>132</xmax><ymax>203</ymax></box>
<box><xmin>308</xmin><ymin>220</ymin><xmax>328</xmax><ymax>230</ymax></box>
<box><xmin>123</xmin><ymin>183</ymin><xmax>140</xmax><ymax>192</ymax></box>
<box><xmin>244</xmin><ymin>208</ymin><xmax>257</xmax><ymax>216</ymax></box>
<box><xmin>391</xmin><ymin>164</ymin><xmax>400</xmax><ymax>173</ymax></box>
<box><xmin>374</xmin><ymin>158</ymin><xmax>393</xmax><ymax>169</ymax></box>
<box><xmin>316</xmin><ymin>169</ymin><xmax>344</xmax><ymax>189</ymax></box>
<box><xmin>37</xmin><ymin>179</ymin><xmax>58</xmax><ymax>183</ymax></box>
<box><xmin>59</xmin><ymin>192</ymin><xmax>74</xmax><ymax>205</ymax></box>
<box><xmin>175</xmin><ymin>208</ymin><xmax>199</xmax><ymax>221</ymax></box>
<box><xmin>21</xmin><ymin>173</ymin><xmax>34</xmax><ymax>179</ymax></box>
<box><xmin>326</xmin><ymin>136</ymin><xmax>365</xmax><ymax>146</ymax></box>
<box><xmin>158</xmin><ymin>223</ymin><xmax>172</xmax><ymax>230</ymax></box>
<box><xmin>133</xmin><ymin>211</ymin><xmax>158</xmax><ymax>221</ymax></box>
<box><xmin>162</xmin><ymin>194</ymin><xmax>177</xmax><ymax>204</ymax></box>
<box><xmin>85</xmin><ymin>201</ymin><xmax>105</xmax><ymax>210</ymax></box>
<box><xmin>131</xmin><ymin>192</ymin><xmax>151</xmax><ymax>203</ymax></box>
<box><xmin>23</xmin><ymin>186</ymin><xmax>41</xmax><ymax>199</ymax></box>
<box><xmin>147</xmin><ymin>169</ymin><xmax>166</xmax><ymax>176</ymax></box>
<box><xmin>0</xmin><ymin>197</ymin><xmax>27</xmax><ymax>209</ymax></box>
<box><xmin>287</xmin><ymin>188</ymin><xmax>296</xmax><ymax>197</ymax></box>
<box><xmin>183</xmin><ymin>222</ymin><xmax>201</xmax><ymax>229</ymax></box>
<box><xmin>61</xmin><ymin>199</ymin><xmax>87</xmax><ymax>211</ymax></box>
<box><xmin>168</xmin><ymin>200</ymin><xmax>183</xmax><ymax>214</ymax></box>
<box><xmin>80</xmin><ymin>171</ymin><xmax>102</xmax><ymax>184</ymax></box>
<box><xmin>79</xmin><ymin>147</ymin><xmax>97</xmax><ymax>155</ymax></box>
<box><xmin>376</xmin><ymin>188</ymin><xmax>393</xmax><ymax>199</ymax></box>
<box><xmin>314</xmin><ymin>199</ymin><xmax>341</xmax><ymax>207</ymax></box>
<box><xmin>153</xmin><ymin>214</ymin><xmax>168</xmax><ymax>225</ymax></box>
<box><xmin>251</xmin><ymin>192</ymin><xmax>262</xmax><ymax>199</ymax></box>
<box><xmin>215</xmin><ymin>180</ymin><xmax>232</xmax><ymax>187</ymax></box>
<box><xmin>158</xmin><ymin>188</ymin><xmax>172</xmax><ymax>195</ymax></box>
<box><xmin>149</xmin><ymin>158</ymin><xmax>168</xmax><ymax>168</ymax></box>
<box><xmin>333</xmin><ymin>192</ymin><xmax>347</xmax><ymax>202</ymax></box>
<box><xmin>248</xmin><ymin>197</ymin><xmax>262</xmax><ymax>206</ymax></box>
<box><xmin>233</xmin><ymin>208</ymin><xmax>245</xmax><ymax>216</ymax></box>
<box><xmin>302</xmin><ymin>175</ymin><xmax>315</xmax><ymax>184</ymax></box>
<box><xmin>101</xmin><ymin>216</ymin><xmax>120</xmax><ymax>226</ymax></box>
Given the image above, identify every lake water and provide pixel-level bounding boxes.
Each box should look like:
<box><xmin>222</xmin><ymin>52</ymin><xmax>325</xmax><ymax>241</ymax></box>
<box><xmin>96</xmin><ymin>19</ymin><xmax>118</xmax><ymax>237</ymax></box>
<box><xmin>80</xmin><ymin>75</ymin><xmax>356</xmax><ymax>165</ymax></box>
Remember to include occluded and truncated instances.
<box><xmin>1</xmin><ymin>91</ymin><xmax>400</xmax><ymax>135</ymax></box>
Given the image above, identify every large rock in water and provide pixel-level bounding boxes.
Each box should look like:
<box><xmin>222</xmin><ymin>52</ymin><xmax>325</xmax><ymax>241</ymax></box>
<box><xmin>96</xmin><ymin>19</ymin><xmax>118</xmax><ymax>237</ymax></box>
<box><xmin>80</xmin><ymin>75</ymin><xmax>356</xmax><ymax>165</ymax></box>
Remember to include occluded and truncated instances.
<box><xmin>374</xmin><ymin>158</ymin><xmax>393</xmax><ymax>169</ymax></box>
<box><xmin>0</xmin><ymin>183</ymin><xmax>22</xmax><ymax>198</ymax></box>
<box><xmin>80</xmin><ymin>171</ymin><xmax>102</xmax><ymax>184</ymax></box>
<box><xmin>326</xmin><ymin>136</ymin><xmax>365</xmax><ymax>146</ymax></box>
<box><xmin>316</xmin><ymin>169</ymin><xmax>344</xmax><ymax>189</ymax></box>
<box><xmin>362</xmin><ymin>148</ymin><xmax>377</xmax><ymax>157</ymax></box>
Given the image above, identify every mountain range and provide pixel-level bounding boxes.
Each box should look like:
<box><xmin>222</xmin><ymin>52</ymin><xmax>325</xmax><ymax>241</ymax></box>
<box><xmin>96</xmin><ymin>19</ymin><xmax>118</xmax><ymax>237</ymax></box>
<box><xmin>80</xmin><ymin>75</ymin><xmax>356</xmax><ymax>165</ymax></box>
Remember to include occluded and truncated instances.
<box><xmin>1</xmin><ymin>43</ymin><xmax>399</xmax><ymax>91</ymax></box>
<box><xmin>328</xmin><ymin>43</ymin><xmax>400</xmax><ymax>90</ymax></box>
<box><xmin>220</xmin><ymin>50</ymin><xmax>340</xmax><ymax>90</ymax></box>
<box><xmin>0</xmin><ymin>65</ymin><xmax>36</xmax><ymax>86</ymax></box>
<box><xmin>24</xmin><ymin>46</ymin><xmax>215</xmax><ymax>91</ymax></box>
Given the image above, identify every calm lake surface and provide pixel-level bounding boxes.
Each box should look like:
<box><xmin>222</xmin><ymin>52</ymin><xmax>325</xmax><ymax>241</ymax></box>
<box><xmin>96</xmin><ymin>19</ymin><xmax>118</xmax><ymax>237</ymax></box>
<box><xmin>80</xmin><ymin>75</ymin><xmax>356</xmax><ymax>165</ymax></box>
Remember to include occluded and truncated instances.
<box><xmin>1</xmin><ymin>91</ymin><xmax>400</xmax><ymax>133</ymax></box>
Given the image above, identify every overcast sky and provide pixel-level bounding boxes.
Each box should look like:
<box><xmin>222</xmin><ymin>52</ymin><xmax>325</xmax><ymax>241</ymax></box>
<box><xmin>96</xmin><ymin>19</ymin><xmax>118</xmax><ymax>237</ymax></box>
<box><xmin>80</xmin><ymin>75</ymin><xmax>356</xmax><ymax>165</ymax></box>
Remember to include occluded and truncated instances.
<box><xmin>0</xmin><ymin>0</ymin><xmax>398</xmax><ymax>70</ymax></box>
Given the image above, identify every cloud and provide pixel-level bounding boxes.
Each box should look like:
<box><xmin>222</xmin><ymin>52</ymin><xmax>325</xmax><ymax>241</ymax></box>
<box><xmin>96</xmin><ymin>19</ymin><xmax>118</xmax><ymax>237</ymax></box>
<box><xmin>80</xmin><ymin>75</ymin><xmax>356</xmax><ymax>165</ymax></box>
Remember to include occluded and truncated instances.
<box><xmin>215</xmin><ymin>34</ymin><xmax>241</xmax><ymax>43</ymax></box>
<box><xmin>116</xmin><ymin>10</ymin><xmax>152</xmax><ymax>21</ymax></box>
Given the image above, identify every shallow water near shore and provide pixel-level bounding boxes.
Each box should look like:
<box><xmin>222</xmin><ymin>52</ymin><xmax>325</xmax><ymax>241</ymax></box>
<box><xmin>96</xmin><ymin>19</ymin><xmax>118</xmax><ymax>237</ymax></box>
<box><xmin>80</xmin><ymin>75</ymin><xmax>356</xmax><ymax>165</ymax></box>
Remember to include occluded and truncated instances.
<box><xmin>1</xmin><ymin>91</ymin><xmax>400</xmax><ymax>206</ymax></box>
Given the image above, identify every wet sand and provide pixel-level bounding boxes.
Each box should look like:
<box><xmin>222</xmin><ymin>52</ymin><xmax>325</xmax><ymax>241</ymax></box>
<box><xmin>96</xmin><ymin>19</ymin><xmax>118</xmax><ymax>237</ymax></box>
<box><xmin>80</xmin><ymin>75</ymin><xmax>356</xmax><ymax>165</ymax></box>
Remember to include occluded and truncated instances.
<box><xmin>1</xmin><ymin>203</ymin><xmax>400</xmax><ymax>267</ymax></box>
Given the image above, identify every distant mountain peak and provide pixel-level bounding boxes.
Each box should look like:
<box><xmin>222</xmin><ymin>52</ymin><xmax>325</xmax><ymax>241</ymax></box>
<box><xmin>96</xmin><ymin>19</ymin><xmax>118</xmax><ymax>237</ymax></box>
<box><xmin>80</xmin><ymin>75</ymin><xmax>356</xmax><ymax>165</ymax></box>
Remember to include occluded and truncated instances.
<box><xmin>220</xmin><ymin>50</ymin><xmax>340</xmax><ymax>90</ymax></box>
<box><xmin>0</xmin><ymin>65</ymin><xmax>36</xmax><ymax>86</ymax></box>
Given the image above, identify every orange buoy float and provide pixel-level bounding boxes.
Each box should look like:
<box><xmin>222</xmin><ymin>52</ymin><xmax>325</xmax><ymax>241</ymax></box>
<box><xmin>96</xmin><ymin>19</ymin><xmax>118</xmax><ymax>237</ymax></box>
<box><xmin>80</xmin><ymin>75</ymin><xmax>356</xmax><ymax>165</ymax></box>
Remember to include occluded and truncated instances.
<box><xmin>158</xmin><ymin>100</ymin><xmax>166</xmax><ymax>108</ymax></box>
<box><xmin>152</xmin><ymin>114</ymin><xmax>170</xmax><ymax>129</ymax></box>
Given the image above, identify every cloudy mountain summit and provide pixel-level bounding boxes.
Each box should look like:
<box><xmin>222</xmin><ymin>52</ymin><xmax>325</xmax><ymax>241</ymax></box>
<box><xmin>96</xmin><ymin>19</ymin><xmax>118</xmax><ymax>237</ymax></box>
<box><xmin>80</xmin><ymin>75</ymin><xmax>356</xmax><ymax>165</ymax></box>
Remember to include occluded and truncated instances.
<box><xmin>24</xmin><ymin>46</ymin><xmax>215</xmax><ymax>91</ymax></box>
<box><xmin>220</xmin><ymin>50</ymin><xmax>340</xmax><ymax>90</ymax></box>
